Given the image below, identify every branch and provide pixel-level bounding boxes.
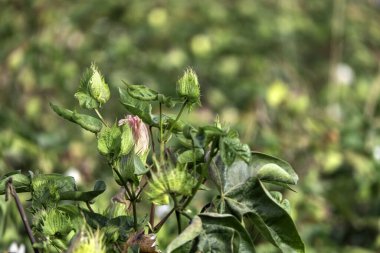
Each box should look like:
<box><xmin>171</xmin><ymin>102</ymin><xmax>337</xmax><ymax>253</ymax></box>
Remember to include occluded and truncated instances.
<box><xmin>6</xmin><ymin>178</ymin><xmax>40</xmax><ymax>253</ymax></box>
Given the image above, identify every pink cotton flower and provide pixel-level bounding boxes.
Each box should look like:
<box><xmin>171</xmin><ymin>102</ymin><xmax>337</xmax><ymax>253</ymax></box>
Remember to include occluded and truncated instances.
<box><xmin>118</xmin><ymin>115</ymin><xmax>149</xmax><ymax>156</ymax></box>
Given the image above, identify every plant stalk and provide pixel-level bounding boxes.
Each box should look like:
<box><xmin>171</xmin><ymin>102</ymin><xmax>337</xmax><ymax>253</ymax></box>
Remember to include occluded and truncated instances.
<box><xmin>159</xmin><ymin>103</ymin><xmax>165</xmax><ymax>167</ymax></box>
<box><xmin>181</xmin><ymin>140</ymin><xmax>218</xmax><ymax>210</ymax></box>
<box><xmin>153</xmin><ymin>207</ymin><xmax>175</xmax><ymax>233</ymax></box>
<box><xmin>166</xmin><ymin>100</ymin><xmax>188</xmax><ymax>134</ymax></box>
<box><xmin>173</xmin><ymin>196</ymin><xmax>182</xmax><ymax>234</ymax></box>
<box><xmin>6</xmin><ymin>178</ymin><xmax>40</xmax><ymax>253</ymax></box>
<box><xmin>95</xmin><ymin>108</ymin><xmax>109</xmax><ymax>127</ymax></box>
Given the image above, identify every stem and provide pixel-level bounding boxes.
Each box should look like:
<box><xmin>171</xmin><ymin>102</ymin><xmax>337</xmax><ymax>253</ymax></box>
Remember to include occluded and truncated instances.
<box><xmin>112</xmin><ymin>167</ymin><xmax>133</xmax><ymax>200</ymax></box>
<box><xmin>86</xmin><ymin>202</ymin><xmax>94</xmax><ymax>213</ymax></box>
<box><xmin>175</xmin><ymin>210</ymin><xmax>182</xmax><ymax>234</ymax></box>
<box><xmin>180</xmin><ymin>211</ymin><xmax>192</xmax><ymax>220</ymax></box>
<box><xmin>167</xmin><ymin>100</ymin><xmax>188</xmax><ymax>134</ymax></box>
<box><xmin>149</xmin><ymin>204</ymin><xmax>155</xmax><ymax>229</ymax></box>
<box><xmin>173</xmin><ymin>196</ymin><xmax>182</xmax><ymax>234</ymax></box>
<box><xmin>149</xmin><ymin>126</ymin><xmax>156</xmax><ymax>155</ymax></box>
<box><xmin>159</xmin><ymin>103</ymin><xmax>165</xmax><ymax>166</ymax></box>
<box><xmin>132</xmin><ymin>199</ymin><xmax>138</xmax><ymax>231</ymax></box>
<box><xmin>6</xmin><ymin>178</ymin><xmax>40</xmax><ymax>253</ymax></box>
<box><xmin>111</xmin><ymin>166</ymin><xmax>138</xmax><ymax>231</ymax></box>
<box><xmin>181</xmin><ymin>141</ymin><xmax>218</xmax><ymax>210</ymax></box>
<box><xmin>95</xmin><ymin>108</ymin><xmax>109</xmax><ymax>127</ymax></box>
<box><xmin>153</xmin><ymin>207</ymin><xmax>175</xmax><ymax>233</ymax></box>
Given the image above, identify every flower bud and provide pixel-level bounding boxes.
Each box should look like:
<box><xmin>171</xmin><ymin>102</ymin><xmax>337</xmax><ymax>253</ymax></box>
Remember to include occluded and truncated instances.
<box><xmin>176</xmin><ymin>68</ymin><xmax>201</xmax><ymax>106</ymax></box>
<box><xmin>118</xmin><ymin>115</ymin><xmax>150</xmax><ymax>160</ymax></box>
<box><xmin>89</xmin><ymin>63</ymin><xmax>110</xmax><ymax>105</ymax></box>
<box><xmin>72</xmin><ymin>228</ymin><xmax>106</xmax><ymax>253</ymax></box>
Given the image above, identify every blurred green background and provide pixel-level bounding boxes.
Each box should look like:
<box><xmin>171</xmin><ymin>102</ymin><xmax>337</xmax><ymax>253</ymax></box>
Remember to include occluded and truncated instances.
<box><xmin>1</xmin><ymin>0</ymin><xmax>380</xmax><ymax>252</ymax></box>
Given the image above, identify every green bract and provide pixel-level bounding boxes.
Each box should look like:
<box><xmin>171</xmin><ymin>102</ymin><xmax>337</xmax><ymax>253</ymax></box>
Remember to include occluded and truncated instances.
<box><xmin>177</xmin><ymin>68</ymin><xmax>201</xmax><ymax>108</ymax></box>
<box><xmin>74</xmin><ymin>63</ymin><xmax>110</xmax><ymax>108</ymax></box>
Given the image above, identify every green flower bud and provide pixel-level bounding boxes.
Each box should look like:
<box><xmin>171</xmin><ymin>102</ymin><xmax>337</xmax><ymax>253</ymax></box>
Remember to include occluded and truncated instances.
<box><xmin>176</xmin><ymin>68</ymin><xmax>201</xmax><ymax>106</ymax></box>
<box><xmin>89</xmin><ymin>63</ymin><xmax>110</xmax><ymax>105</ymax></box>
<box><xmin>71</xmin><ymin>228</ymin><xmax>106</xmax><ymax>253</ymax></box>
<box><xmin>146</xmin><ymin>166</ymin><xmax>197</xmax><ymax>205</ymax></box>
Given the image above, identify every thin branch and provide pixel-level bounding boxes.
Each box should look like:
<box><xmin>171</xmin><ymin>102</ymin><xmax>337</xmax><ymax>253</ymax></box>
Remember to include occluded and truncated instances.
<box><xmin>86</xmin><ymin>202</ymin><xmax>94</xmax><ymax>213</ymax></box>
<box><xmin>153</xmin><ymin>207</ymin><xmax>175</xmax><ymax>233</ymax></box>
<box><xmin>6</xmin><ymin>178</ymin><xmax>40</xmax><ymax>253</ymax></box>
<box><xmin>149</xmin><ymin>126</ymin><xmax>156</xmax><ymax>154</ymax></box>
<box><xmin>149</xmin><ymin>204</ymin><xmax>155</xmax><ymax>230</ymax></box>
<box><xmin>95</xmin><ymin>108</ymin><xmax>109</xmax><ymax>127</ymax></box>
<box><xmin>166</xmin><ymin>100</ymin><xmax>188</xmax><ymax>134</ymax></box>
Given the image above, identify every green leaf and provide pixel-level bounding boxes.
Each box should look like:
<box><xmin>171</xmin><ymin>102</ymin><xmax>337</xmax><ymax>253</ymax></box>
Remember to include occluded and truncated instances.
<box><xmin>72</xmin><ymin>111</ymin><xmax>103</xmax><ymax>133</ymax></box>
<box><xmin>252</xmin><ymin>152</ymin><xmax>298</xmax><ymax>185</ymax></box>
<box><xmin>157</xmin><ymin>94</ymin><xmax>182</xmax><ymax>108</ymax></box>
<box><xmin>123</xmin><ymin>82</ymin><xmax>158</xmax><ymax>101</ymax></box>
<box><xmin>74</xmin><ymin>92</ymin><xmax>99</xmax><ymax>109</ymax></box>
<box><xmin>199</xmin><ymin>213</ymin><xmax>256</xmax><ymax>253</ymax></box>
<box><xmin>209</xmin><ymin>157</ymin><xmax>254</xmax><ymax>193</ymax></box>
<box><xmin>115</xmin><ymin>154</ymin><xmax>137</xmax><ymax>185</ymax></box>
<box><xmin>166</xmin><ymin>216</ymin><xmax>203</xmax><ymax>253</ymax></box>
<box><xmin>119</xmin><ymin>88</ymin><xmax>155</xmax><ymax>126</ymax></box>
<box><xmin>81</xmin><ymin>209</ymin><xmax>109</xmax><ymax>227</ymax></box>
<box><xmin>89</xmin><ymin>63</ymin><xmax>110</xmax><ymax>105</ymax></box>
<box><xmin>0</xmin><ymin>171</ymin><xmax>31</xmax><ymax>195</ymax></box>
<box><xmin>224</xmin><ymin>177</ymin><xmax>304</xmax><ymax>253</ymax></box>
<box><xmin>50</xmin><ymin>102</ymin><xmax>75</xmax><ymax>122</ymax></box>
<box><xmin>50</xmin><ymin>103</ymin><xmax>102</xmax><ymax>133</ymax></box>
<box><xmin>220</xmin><ymin>137</ymin><xmax>251</xmax><ymax>166</ymax></box>
<box><xmin>115</xmin><ymin>152</ymin><xmax>148</xmax><ymax>186</ymax></box>
<box><xmin>59</xmin><ymin>180</ymin><xmax>106</xmax><ymax>202</ymax></box>
<box><xmin>133</xmin><ymin>154</ymin><xmax>149</xmax><ymax>175</ymax></box>
<box><xmin>97</xmin><ymin>124</ymin><xmax>121</xmax><ymax>156</ymax></box>
<box><xmin>177</xmin><ymin>148</ymin><xmax>204</xmax><ymax>164</ymax></box>
<box><xmin>257</xmin><ymin>163</ymin><xmax>295</xmax><ymax>185</ymax></box>
<box><xmin>31</xmin><ymin>174</ymin><xmax>76</xmax><ymax>207</ymax></box>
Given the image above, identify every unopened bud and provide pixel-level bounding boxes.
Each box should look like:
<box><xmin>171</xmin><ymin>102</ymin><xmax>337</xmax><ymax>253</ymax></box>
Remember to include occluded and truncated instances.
<box><xmin>89</xmin><ymin>63</ymin><xmax>110</xmax><ymax>105</ymax></box>
<box><xmin>176</xmin><ymin>68</ymin><xmax>201</xmax><ymax>105</ymax></box>
<box><xmin>118</xmin><ymin>115</ymin><xmax>150</xmax><ymax>160</ymax></box>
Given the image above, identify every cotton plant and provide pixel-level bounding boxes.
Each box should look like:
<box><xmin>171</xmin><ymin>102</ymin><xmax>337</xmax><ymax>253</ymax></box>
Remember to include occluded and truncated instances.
<box><xmin>0</xmin><ymin>64</ymin><xmax>304</xmax><ymax>253</ymax></box>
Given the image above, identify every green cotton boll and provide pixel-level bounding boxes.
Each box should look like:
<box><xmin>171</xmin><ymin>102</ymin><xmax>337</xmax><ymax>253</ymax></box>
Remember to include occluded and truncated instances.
<box><xmin>89</xmin><ymin>63</ymin><xmax>110</xmax><ymax>105</ymax></box>
<box><xmin>176</xmin><ymin>68</ymin><xmax>201</xmax><ymax>106</ymax></box>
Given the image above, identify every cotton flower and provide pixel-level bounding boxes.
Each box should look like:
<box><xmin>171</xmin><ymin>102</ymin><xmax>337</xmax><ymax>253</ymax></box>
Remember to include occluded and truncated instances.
<box><xmin>118</xmin><ymin>115</ymin><xmax>150</xmax><ymax>158</ymax></box>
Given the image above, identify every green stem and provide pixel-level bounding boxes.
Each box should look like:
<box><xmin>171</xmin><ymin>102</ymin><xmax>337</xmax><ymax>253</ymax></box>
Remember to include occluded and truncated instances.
<box><xmin>173</xmin><ymin>196</ymin><xmax>182</xmax><ymax>234</ymax></box>
<box><xmin>167</xmin><ymin>100</ymin><xmax>188</xmax><ymax>134</ymax></box>
<box><xmin>95</xmin><ymin>108</ymin><xmax>109</xmax><ymax>127</ymax></box>
<box><xmin>159</xmin><ymin>103</ymin><xmax>164</xmax><ymax>166</ymax></box>
<box><xmin>112</xmin><ymin>166</ymin><xmax>133</xmax><ymax>200</ymax></box>
<box><xmin>132</xmin><ymin>199</ymin><xmax>138</xmax><ymax>231</ymax></box>
<box><xmin>180</xmin><ymin>211</ymin><xmax>192</xmax><ymax>220</ymax></box>
<box><xmin>181</xmin><ymin>140</ymin><xmax>218</xmax><ymax>210</ymax></box>
<box><xmin>111</xmin><ymin>165</ymin><xmax>138</xmax><ymax>231</ymax></box>
<box><xmin>153</xmin><ymin>207</ymin><xmax>175</xmax><ymax>233</ymax></box>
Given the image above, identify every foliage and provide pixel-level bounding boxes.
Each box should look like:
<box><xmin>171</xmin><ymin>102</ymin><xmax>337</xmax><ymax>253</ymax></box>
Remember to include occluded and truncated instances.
<box><xmin>1</xmin><ymin>65</ymin><xmax>304</xmax><ymax>252</ymax></box>
<box><xmin>1</xmin><ymin>1</ymin><xmax>380</xmax><ymax>252</ymax></box>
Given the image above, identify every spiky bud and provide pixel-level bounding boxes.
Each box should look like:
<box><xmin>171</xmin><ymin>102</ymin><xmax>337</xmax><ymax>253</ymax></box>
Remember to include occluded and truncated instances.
<box><xmin>176</xmin><ymin>68</ymin><xmax>201</xmax><ymax>106</ymax></box>
<box><xmin>89</xmin><ymin>63</ymin><xmax>110</xmax><ymax>105</ymax></box>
